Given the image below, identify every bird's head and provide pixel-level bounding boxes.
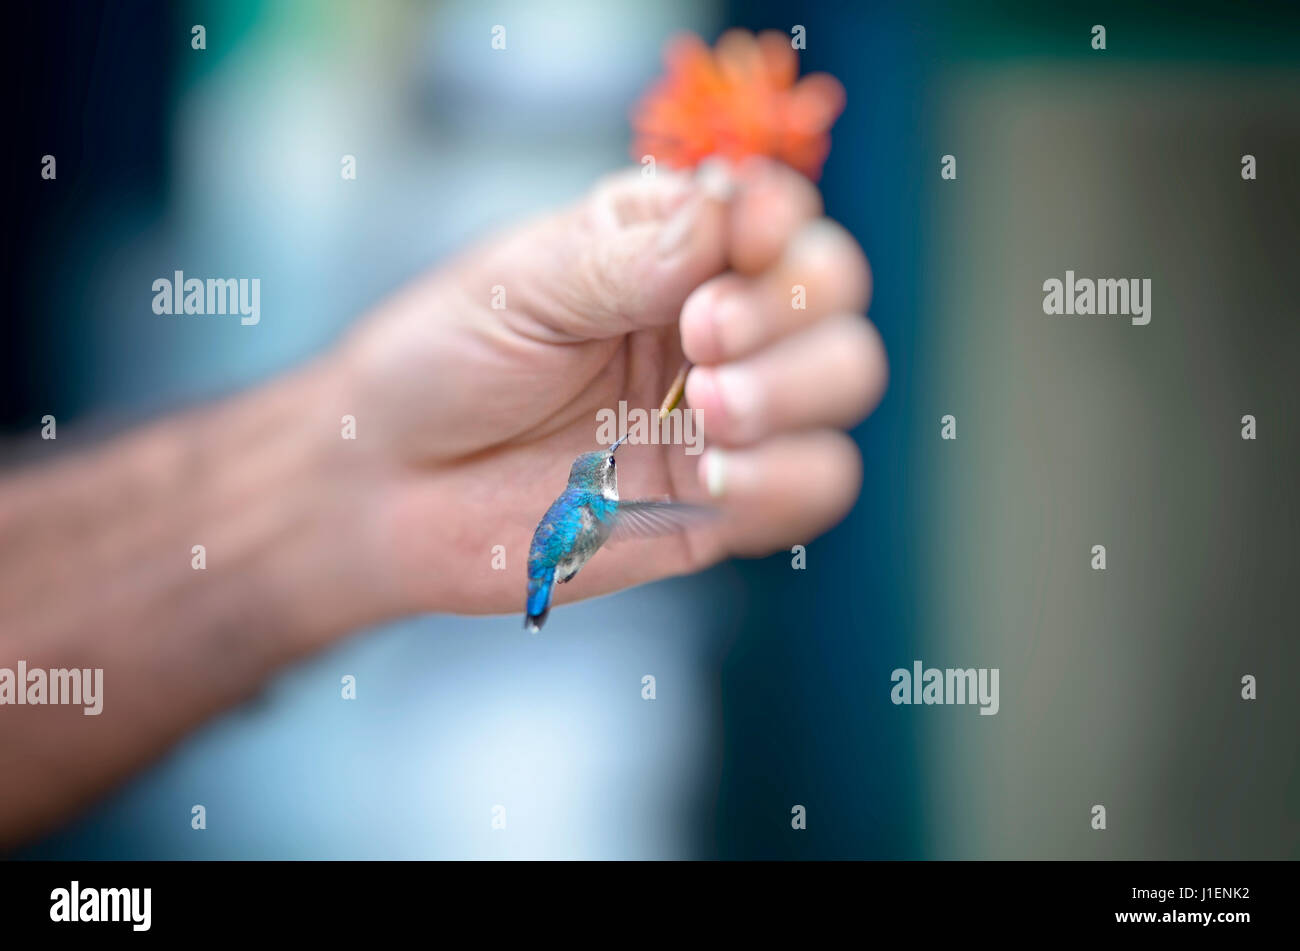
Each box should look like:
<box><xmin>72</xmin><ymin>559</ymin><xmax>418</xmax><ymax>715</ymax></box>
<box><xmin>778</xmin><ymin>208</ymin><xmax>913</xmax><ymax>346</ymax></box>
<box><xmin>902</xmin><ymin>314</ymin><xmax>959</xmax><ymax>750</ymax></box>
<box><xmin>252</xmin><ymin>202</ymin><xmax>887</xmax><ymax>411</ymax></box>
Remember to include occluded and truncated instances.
<box><xmin>568</xmin><ymin>433</ymin><xmax>627</xmax><ymax>495</ymax></box>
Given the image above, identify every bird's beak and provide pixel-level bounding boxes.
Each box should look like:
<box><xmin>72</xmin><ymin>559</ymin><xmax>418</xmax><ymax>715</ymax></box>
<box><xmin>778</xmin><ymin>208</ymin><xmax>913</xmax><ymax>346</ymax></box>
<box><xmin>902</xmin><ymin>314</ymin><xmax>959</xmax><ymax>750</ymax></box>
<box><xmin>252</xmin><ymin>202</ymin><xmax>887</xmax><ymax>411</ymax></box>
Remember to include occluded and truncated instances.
<box><xmin>610</xmin><ymin>434</ymin><xmax>629</xmax><ymax>452</ymax></box>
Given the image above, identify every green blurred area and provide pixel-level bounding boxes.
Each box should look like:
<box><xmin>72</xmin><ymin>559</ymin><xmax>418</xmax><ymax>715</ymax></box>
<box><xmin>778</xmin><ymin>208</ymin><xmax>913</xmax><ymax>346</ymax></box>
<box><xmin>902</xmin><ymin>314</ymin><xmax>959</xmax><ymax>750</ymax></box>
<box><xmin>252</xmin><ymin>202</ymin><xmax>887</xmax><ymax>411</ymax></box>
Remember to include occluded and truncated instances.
<box><xmin>939</xmin><ymin>0</ymin><xmax>1300</xmax><ymax>62</ymax></box>
<box><xmin>917</xmin><ymin>52</ymin><xmax>1299</xmax><ymax>856</ymax></box>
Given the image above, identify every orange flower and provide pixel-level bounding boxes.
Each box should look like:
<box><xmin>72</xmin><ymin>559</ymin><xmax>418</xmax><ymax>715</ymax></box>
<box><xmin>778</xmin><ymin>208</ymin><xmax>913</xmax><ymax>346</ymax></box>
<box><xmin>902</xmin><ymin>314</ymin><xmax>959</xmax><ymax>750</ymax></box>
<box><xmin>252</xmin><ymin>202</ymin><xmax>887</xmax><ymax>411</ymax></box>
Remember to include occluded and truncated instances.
<box><xmin>630</xmin><ymin>29</ymin><xmax>846</xmax><ymax>182</ymax></box>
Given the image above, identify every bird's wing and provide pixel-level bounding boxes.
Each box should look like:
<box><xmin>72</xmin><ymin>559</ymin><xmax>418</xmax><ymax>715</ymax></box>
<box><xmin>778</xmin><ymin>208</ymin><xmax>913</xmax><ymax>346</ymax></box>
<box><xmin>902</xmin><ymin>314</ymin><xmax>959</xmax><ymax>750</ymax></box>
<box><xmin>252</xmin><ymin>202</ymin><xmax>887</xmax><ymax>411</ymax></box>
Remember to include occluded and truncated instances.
<box><xmin>609</xmin><ymin>500</ymin><xmax>715</xmax><ymax>543</ymax></box>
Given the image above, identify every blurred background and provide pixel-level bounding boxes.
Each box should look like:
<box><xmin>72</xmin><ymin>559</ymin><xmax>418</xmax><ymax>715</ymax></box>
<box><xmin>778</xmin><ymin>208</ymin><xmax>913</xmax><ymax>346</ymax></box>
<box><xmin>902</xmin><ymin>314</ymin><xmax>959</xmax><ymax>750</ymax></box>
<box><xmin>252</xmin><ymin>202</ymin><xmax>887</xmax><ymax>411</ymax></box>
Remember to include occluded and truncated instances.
<box><xmin>4</xmin><ymin>0</ymin><xmax>1297</xmax><ymax>859</ymax></box>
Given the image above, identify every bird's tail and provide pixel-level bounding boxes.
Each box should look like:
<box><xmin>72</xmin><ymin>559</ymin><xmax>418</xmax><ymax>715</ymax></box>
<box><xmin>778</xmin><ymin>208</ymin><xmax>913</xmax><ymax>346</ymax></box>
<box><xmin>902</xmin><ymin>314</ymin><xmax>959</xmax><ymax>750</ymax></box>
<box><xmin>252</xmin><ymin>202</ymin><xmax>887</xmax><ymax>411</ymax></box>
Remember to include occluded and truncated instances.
<box><xmin>524</xmin><ymin>573</ymin><xmax>553</xmax><ymax>633</ymax></box>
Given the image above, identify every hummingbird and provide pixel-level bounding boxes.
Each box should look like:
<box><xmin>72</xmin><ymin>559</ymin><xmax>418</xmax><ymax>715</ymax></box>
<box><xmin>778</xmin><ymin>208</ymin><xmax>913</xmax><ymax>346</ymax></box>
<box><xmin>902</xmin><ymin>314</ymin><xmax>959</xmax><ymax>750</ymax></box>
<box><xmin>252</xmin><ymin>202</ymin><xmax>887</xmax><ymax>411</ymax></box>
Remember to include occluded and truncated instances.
<box><xmin>525</xmin><ymin>434</ymin><xmax>709</xmax><ymax>632</ymax></box>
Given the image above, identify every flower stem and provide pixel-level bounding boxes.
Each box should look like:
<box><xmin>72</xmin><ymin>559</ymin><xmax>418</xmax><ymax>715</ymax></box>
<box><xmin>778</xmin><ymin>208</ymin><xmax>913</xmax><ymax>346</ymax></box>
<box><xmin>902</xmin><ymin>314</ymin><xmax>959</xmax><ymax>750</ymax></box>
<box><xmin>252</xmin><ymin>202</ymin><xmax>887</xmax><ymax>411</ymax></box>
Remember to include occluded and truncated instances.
<box><xmin>658</xmin><ymin>360</ymin><xmax>691</xmax><ymax>419</ymax></box>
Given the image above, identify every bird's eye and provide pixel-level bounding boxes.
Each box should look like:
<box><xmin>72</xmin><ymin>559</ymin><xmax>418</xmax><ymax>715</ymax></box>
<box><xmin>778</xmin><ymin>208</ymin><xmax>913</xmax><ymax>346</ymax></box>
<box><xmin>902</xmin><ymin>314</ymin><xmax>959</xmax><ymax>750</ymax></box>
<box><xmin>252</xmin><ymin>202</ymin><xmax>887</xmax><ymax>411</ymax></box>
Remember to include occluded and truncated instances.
<box><xmin>607</xmin><ymin>455</ymin><xmax>616</xmax><ymax>467</ymax></box>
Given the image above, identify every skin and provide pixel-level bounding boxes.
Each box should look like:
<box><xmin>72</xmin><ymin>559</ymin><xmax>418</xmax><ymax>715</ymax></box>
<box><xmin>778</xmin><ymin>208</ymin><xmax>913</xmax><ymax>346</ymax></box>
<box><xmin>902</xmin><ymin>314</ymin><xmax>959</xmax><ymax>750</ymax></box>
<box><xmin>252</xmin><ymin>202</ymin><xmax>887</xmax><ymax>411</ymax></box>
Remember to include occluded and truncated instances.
<box><xmin>0</xmin><ymin>156</ymin><xmax>886</xmax><ymax>847</ymax></box>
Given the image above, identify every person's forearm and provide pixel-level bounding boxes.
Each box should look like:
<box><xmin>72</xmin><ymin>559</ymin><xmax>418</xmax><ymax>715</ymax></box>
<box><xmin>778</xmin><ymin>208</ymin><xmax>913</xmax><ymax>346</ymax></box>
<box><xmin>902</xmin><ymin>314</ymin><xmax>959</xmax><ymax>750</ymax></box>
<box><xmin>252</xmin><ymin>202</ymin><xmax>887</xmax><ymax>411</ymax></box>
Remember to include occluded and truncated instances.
<box><xmin>0</xmin><ymin>356</ymin><xmax>392</xmax><ymax>847</ymax></box>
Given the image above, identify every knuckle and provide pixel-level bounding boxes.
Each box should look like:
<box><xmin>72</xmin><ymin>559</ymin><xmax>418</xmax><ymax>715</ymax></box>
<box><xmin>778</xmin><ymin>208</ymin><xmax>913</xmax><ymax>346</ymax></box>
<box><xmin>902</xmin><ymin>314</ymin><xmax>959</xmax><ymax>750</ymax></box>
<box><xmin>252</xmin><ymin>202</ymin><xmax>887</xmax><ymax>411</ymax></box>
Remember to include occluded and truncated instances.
<box><xmin>788</xmin><ymin>219</ymin><xmax>870</xmax><ymax>311</ymax></box>
<box><xmin>830</xmin><ymin>314</ymin><xmax>886</xmax><ymax>420</ymax></box>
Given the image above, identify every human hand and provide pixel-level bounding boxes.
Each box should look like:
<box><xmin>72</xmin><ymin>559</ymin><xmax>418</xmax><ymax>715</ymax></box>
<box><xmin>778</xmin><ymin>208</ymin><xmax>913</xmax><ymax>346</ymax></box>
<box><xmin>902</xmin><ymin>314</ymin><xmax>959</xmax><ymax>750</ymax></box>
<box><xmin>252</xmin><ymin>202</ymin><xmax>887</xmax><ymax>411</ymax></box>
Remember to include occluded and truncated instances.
<box><xmin>328</xmin><ymin>157</ymin><xmax>886</xmax><ymax>622</ymax></box>
<box><xmin>0</xmin><ymin>160</ymin><xmax>885</xmax><ymax>841</ymax></box>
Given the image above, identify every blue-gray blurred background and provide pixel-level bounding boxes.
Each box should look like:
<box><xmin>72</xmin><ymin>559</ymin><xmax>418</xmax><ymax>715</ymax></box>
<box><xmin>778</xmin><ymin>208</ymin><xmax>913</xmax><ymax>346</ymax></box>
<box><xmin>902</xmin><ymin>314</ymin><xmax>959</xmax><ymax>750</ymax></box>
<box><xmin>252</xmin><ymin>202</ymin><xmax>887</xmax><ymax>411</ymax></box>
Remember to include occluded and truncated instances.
<box><xmin>5</xmin><ymin>0</ymin><xmax>1298</xmax><ymax>858</ymax></box>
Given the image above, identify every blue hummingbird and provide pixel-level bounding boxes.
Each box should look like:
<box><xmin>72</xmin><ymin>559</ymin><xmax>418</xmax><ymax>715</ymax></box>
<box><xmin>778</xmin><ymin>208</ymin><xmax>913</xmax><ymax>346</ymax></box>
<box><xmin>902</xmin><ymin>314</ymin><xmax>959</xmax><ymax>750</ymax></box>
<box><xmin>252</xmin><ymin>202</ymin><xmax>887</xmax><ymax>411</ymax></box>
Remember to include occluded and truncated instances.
<box><xmin>525</xmin><ymin>434</ymin><xmax>709</xmax><ymax>632</ymax></box>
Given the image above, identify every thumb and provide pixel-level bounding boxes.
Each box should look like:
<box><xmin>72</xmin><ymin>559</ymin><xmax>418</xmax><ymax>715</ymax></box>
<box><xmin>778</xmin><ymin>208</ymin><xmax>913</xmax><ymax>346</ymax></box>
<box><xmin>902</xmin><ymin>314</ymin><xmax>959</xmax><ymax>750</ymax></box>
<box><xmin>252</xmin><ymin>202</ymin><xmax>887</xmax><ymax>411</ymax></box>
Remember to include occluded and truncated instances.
<box><xmin>504</xmin><ymin>162</ymin><xmax>735</xmax><ymax>341</ymax></box>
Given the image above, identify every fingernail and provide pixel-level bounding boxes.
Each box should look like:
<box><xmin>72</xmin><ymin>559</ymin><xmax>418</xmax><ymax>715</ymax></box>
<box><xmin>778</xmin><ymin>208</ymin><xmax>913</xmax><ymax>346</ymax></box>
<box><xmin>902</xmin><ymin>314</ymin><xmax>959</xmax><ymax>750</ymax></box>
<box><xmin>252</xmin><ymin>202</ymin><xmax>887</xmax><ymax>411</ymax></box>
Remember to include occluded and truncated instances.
<box><xmin>656</xmin><ymin>194</ymin><xmax>703</xmax><ymax>256</ymax></box>
<box><xmin>658</xmin><ymin>160</ymin><xmax>736</xmax><ymax>258</ymax></box>
<box><xmin>785</xmin><ymin>218</ymin><xmax>844</xmax><ymax>263</ymax></box>
<box><xmin>696</xmin><ymin>157</ymin><xmax>736</xmax><ymax>201</ymax></box>
<box><xmin>702</xmin><ymin>448</ymin><xmax>727</xmax><ymax>498</ymax></box>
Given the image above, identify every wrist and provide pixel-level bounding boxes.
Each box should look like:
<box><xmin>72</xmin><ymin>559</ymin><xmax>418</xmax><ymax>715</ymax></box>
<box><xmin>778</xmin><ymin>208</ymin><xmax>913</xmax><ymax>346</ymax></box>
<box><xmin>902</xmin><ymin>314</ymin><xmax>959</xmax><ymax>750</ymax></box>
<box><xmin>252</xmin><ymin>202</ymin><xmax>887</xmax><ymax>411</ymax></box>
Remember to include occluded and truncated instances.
<box><xmin>195</xmin><ymin>355</ymin><xmax>407</xmax><ymax>658</ymax></box>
